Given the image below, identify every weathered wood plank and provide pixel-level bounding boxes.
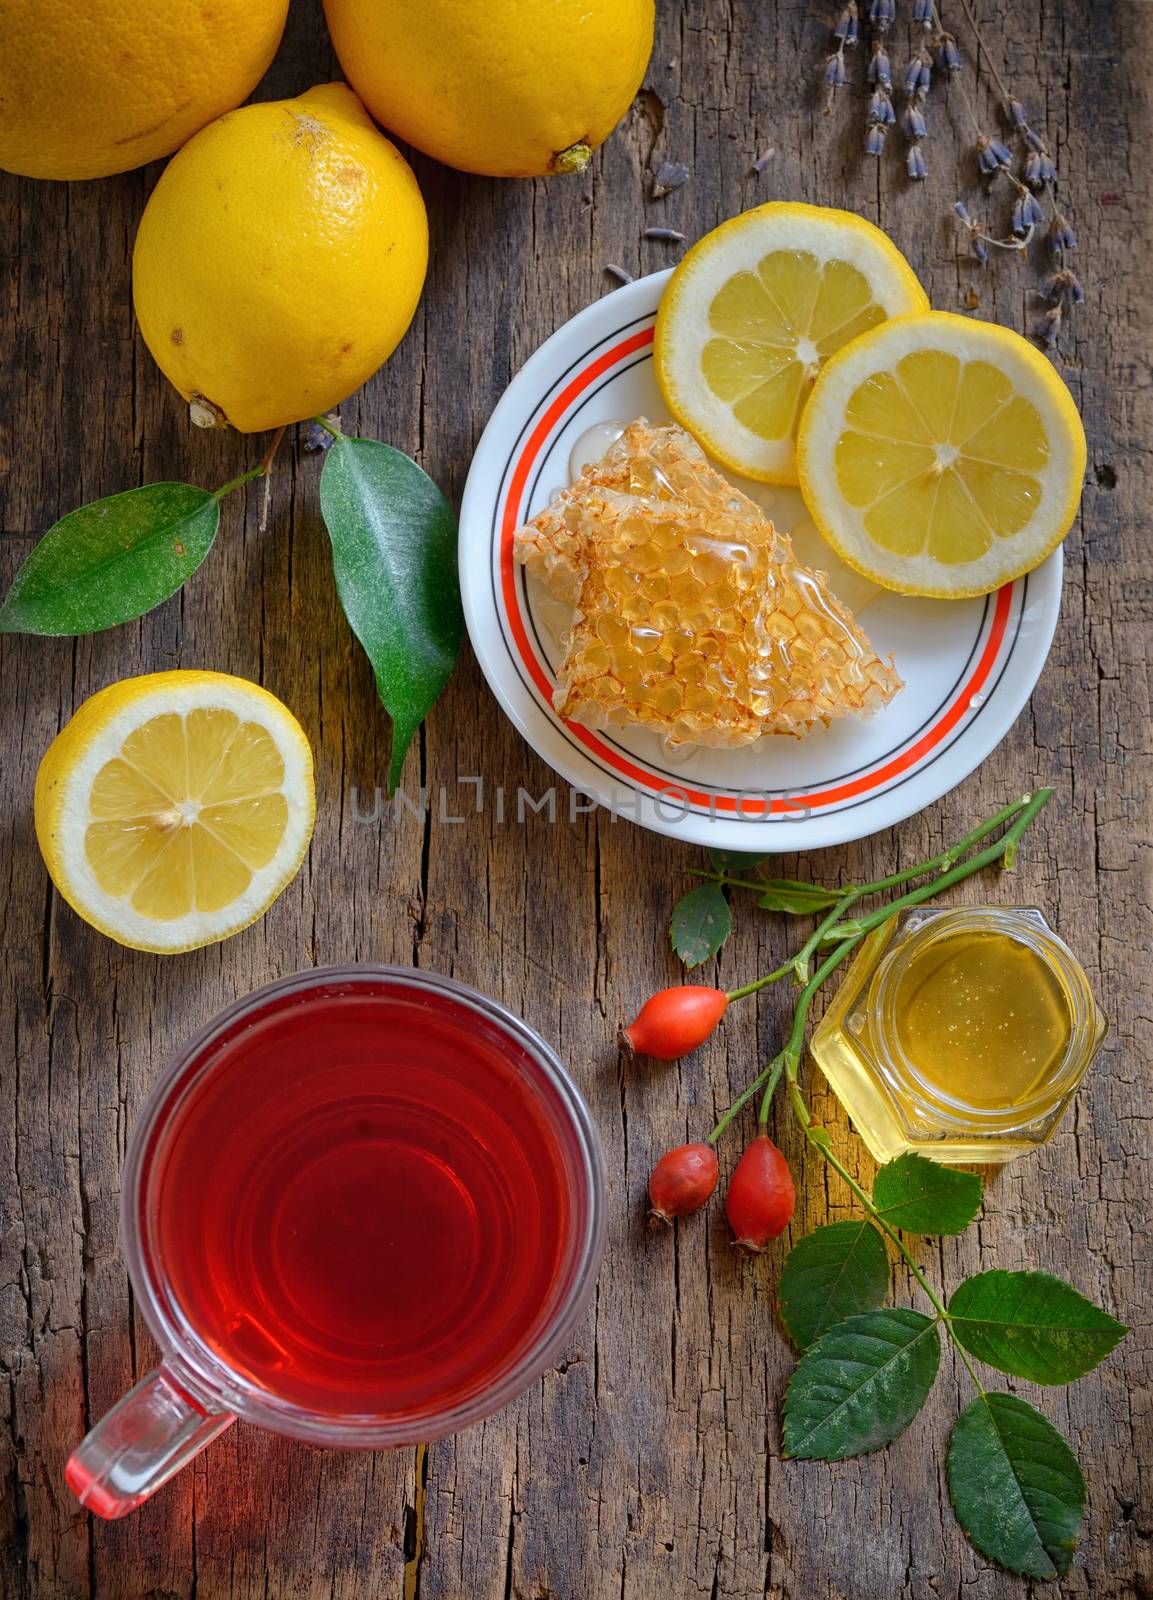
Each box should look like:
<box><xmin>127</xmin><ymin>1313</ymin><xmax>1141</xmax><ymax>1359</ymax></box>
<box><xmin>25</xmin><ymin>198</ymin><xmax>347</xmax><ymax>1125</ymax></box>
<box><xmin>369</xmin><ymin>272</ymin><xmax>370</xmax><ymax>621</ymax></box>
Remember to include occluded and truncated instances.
<box><xmin>1</xmin><ymin>0</ymin><xmax>1149</xmax><ymax>1595</ymax></box>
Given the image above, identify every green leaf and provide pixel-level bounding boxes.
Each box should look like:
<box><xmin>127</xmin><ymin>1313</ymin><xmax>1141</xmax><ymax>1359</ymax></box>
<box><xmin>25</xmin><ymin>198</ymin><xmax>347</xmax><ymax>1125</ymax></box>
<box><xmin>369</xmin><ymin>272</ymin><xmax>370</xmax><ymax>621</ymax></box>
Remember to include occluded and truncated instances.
<box><xmin>0</xmin><ymin>483</ymin><xmax>219</xmax><ymax>636</ymax></box>
<box><xmin>756</xmin><ymin>879</ymin><xmax>843</xmax><ymax>914</ymax></box>
<box><xmin>782</xmin><ymin>1307</ymin><xmax>940</xmax><ymax>1460</ymax></box>
<box><xmin>948</xmin><ymin>1392</ymin><xmax>1084</xmax><ymax>1578</ymax></box>
<box><xmin>871</xmin><ymin>1152</ymin><xmax>982</xmax><ymax>1235</ymax></box>
<box><xmin>319</xmin><ymin>437</ymin><xmax>461</xmax><ymax>790</ymax></box>
<box><xmin>669</xmin><ymin>882</ymin><xmax>732</xmax><ymax>968</ymax></box>
<box><xmin>707</xmin><ymin>847</ymin><xmax>768</xmax><ymax>874</ymax></box>
<box><xmin>779</xmin><ymin>1221</ymin><xmax>890</xmax><ymax>1350</ymax></box>
<box><xmin>948</xmin><ymin>1270</ymin><xmax>1127</xmax><ymax>1385</ymax></box>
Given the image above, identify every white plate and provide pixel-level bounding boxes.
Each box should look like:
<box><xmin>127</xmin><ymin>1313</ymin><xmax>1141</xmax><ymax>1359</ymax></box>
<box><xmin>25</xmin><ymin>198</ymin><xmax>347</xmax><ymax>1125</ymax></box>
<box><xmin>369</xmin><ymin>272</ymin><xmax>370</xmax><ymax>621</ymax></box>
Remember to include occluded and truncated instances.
<box><xmin>459</xmin><ymin>272</ymin><xmax>1062</xmax><ymax>852</ymax></box>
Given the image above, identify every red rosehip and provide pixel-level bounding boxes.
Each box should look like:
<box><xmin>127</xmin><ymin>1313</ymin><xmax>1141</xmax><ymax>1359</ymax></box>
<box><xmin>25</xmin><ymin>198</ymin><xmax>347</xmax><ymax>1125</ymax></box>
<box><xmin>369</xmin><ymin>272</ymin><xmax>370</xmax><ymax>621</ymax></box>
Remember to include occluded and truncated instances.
<box><xmin>619</xmin><ymin>986</ymin><xmax>728</xmax><ymax>1061</ymax></box>
<box><xmin>647</xmin><ymin>1142</ymin><xmax>720</xmax><ymax>1225</ymax></box>
<box><xmin>725</xmin><ymin>1133</ymin><xmax>795</xmax><ymax>1252</ymax></box>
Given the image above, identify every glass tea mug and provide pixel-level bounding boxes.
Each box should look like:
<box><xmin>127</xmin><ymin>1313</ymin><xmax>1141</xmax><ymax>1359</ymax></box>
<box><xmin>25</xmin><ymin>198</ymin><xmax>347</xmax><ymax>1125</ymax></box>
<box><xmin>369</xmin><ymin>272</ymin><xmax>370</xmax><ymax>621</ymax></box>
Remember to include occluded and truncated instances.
<box><xmin>66</xmin><ymin>966</ymin><xmax>606</xmax><ymax>1517</ymax></box>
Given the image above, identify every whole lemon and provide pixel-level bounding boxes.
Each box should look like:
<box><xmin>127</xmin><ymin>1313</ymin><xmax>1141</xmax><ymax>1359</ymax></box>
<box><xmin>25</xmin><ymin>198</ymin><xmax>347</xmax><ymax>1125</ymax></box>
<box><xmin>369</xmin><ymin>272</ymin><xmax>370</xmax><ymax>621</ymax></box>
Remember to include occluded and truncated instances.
<box><xmin>0</xmin><ymin>0</ymin><xmax>288</xmax><ymax>181</ymax></box>
<box><xmin>321</xmin><ymin>0</ymin><xmax>655</xmax><ymax>177</ymax></box>
<box><xmin>132</xmin><ymin>84</ymin><xmax>428</xmax><ymax>434</ymax></box>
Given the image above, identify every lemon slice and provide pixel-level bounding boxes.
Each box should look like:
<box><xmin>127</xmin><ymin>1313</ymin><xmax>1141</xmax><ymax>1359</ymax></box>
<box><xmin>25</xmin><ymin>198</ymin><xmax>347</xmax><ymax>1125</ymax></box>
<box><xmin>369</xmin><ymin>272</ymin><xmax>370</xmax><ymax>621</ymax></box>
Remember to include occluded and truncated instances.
<box><xmin>654</xmin><ymin>202</ymin><xmax>929</xmax><ymax>485</ymax></box>
<box><xmin>796</xmin><ymin>311</ymin><xmax>1087</xmax><ymax>598</ymax></box>
<box><xmin>35</xmin><ymin>670</ymin><xmax>315</xmax><ymax>953</ymax></box>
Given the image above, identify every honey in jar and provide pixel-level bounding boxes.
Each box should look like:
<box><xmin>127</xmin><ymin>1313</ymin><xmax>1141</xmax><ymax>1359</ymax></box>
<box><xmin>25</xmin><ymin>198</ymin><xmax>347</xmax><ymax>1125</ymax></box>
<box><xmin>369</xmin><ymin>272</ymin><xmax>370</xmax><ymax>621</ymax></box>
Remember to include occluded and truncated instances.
<box><xmin>809</xmin><ymin>907</ymin><xmax>1106</xmax><ymax>1165</ymax></box>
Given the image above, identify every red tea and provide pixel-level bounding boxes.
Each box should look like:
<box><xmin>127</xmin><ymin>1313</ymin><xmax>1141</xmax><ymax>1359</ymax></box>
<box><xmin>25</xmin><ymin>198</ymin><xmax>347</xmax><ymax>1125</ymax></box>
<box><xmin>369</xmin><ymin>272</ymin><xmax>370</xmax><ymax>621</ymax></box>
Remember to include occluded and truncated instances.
<box><xmin>145</xmin><ymin>979</ymin><xmax>575</xmax><ymax>1418</ymax></box>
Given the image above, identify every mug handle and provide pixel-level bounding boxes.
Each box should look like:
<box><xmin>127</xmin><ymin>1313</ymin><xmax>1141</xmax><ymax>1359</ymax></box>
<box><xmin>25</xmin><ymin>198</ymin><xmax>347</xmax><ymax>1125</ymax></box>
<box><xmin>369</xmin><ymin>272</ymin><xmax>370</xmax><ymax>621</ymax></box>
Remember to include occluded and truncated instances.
<box><xmin>65</xmin><ymin>1363</ymin><xmax>235</xmax><ymax>1519</ymax></box>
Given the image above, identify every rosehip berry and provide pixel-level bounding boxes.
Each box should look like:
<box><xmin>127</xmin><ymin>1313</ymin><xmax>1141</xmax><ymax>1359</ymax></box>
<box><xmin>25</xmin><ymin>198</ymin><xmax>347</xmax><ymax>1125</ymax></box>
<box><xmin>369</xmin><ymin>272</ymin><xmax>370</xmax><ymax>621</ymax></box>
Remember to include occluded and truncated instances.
<box><xmin>647</xmin><ymin>1142</ymin><xmax>720</xmax><ymax>1225</ymax></box>
<box><xmin>725</xmin><ymin>1133</ymin><xmax>796</xmax><ymax>1251</ymax></box>
<box><xmin>619</xmin><ymin>986</ymin><xmax>728</xmax><ymax>1061</ymax></box>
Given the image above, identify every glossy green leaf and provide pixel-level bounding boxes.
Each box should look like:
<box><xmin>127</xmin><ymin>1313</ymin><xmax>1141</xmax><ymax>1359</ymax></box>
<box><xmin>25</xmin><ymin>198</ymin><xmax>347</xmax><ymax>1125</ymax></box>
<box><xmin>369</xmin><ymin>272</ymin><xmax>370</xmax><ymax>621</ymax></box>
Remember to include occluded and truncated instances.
<box><xmin>779</xmin><ymin>1220</ymin><xmax>890</xmax><ymax>1350</ymax></box>
<box><xmin>782</xmin><ymin>1307</ymin><xmax>940</xmax><ymax>1460</ymax></box>
<box><xmin>871</xmin><ymin>1152</ymin><xmax>982</xmax><ymax>1235</ymax></box>
<box><xmin>320</xmin><ymin>437</ymin><xmax>461</xmax><ymax>790</ymax></box>
<box><xmin>669</xmin><ymin>882</ymin><xmax>731</xmax><ymax>968</ymax></box>
<box><xmin>948</xmin><ymin>1270</ymin><xmax>1127</xmax><ymax>1385</ymax></box>
<box><xmin>0</xmin><ymin>483</ymin><xmax>218</xmax><ymax>636</ymax></box>
<box><xmin>948</xmin><ymin>1392</ymin><xmax>1084</xmax><ymax>1578</ymax></box>
<box><xmin>756</xmin><ymin>879</ymin><xmax>844</xmax><ymax>914</ymax></box>
<box><xmin>707</xmin><ymin>847</ymin><xmax>769</xmax><ymax>873</ymax></box>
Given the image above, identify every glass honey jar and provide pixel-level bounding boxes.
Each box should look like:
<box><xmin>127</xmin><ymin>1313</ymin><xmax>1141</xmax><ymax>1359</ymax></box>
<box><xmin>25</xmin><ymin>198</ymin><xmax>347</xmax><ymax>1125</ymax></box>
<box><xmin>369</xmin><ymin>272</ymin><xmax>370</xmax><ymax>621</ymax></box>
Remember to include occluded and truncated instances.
<box><xmin>809</xmin><ymin>907</ymin><xmax>1106</xmax><ymax>1166</ymax></box>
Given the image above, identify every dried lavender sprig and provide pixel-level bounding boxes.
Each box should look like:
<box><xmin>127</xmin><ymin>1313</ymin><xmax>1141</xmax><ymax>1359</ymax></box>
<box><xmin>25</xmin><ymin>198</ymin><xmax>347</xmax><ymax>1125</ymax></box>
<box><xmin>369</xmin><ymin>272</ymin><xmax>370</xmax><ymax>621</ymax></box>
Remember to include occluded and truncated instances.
<box><xmin>907</xmin><ymin>145</ymin><xmax>929</xmax><ymax>179</ymax></box>
<box><xmin>976</xmin><ymin>134</ymin><xmax>1013</xmax><ymax>175</ymax></box>
<box><xmin>1011</xmin><ymin>186</ymin><xmax>1046</xmax><ymax>237</ymax></box>
<box><xmin>934</xmin><ymin>30</ymin><xmax>962</xmax><ymax>72</ymax></box>
<box><xmin>1050</xmin><ymin>214</ymin><xmax>1078</xmax><ymax>254</ymax></box>
<box><xmin>1044</xmin><ymin>268</ymin><xmax>1084</xmax><ymax>305</ymax></box>
<box><xmin>1034</xmin><ymin>304</ymin><xmax>1062</xmax><ymax>348</ymax></box>
<box><xmin>860</xmin><ymin>0</ymin><xmax>895</xmax><ymax>156</ymax></box>
<box><xmin>953</xmin><ymin>198</ymin><xmax>1031</xmax><ymax>262</ymax></box>
<box><xmin>897</xmin><ymin>0</ymin><xmax>934</xmax><ymax>185</ymax></box>
<box><xmin>868</xmin><ymin>45</ymin><xmax>892</xmax><ymax>91</ymax></box>
<box><xmin>821</xmin><ymin>0</ymin><xmax>857</xmax><ymax>114</ymax></box>
<box><xmin>944</xmin><ymin>0</ymin><xmax>1081</xmax><ymax>350</ymax></box>
<box><xmin>834</xmin><ymin>0</ymin><xmax>859</xmax><ymax>43</ymax></box>
<box><xmin>822</xmin><ymin>45</ymin><xmax>849</xmax><ymax>112</ymax></box>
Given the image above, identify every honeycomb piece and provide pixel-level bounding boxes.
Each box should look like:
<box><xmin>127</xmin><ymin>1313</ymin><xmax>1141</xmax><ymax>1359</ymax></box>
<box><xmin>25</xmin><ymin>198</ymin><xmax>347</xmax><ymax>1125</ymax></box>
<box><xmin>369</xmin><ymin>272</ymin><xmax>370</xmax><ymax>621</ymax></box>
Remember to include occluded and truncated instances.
<box><xmin>515</xmin><ymin>419</ymin><xmax>776</xmax><ymax>602</ymax></box>
<box><xmin>513</xmin><ymin>419</ymin><xmax>903</xmax><ymax>748</ymax></box>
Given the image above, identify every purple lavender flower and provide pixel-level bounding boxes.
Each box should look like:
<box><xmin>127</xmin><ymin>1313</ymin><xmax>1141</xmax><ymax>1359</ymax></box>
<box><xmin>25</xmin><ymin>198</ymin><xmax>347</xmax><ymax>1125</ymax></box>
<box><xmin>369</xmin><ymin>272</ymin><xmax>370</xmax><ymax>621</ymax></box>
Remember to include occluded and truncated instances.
<box><xmin>1044</xmin><ymin>269</ymin><xmax>1085</xmax><ymax>305</ymax></box>
<box><xmin>1025</xmin><ymin>150</ymin><xmax>1057</xmax><ymax>189</ymax></box>
<box><xmin>865</xmin><ymin>124</ymin><xmax>887</xmax><ymax>156</ymax></box>
<box><xmin>869</xmin><ymin>88</ymin><xmax>896</xmax><ymax>125</ymax></box>
<box><xmin>1034</xmin><ymin>305</ymin><xmax>1062</xmax><ymax>347</ymax></box>
<box><xmin>834</xmin><ymin>4</ymin><xmax>859</xmax><ymax>45</ymax></box>
<box><xmin>1012</xmin><ymin>191</ymin><xmax>1046</xmax><ymax>236</ymax></box>
<box><xmin>868</xmin><ymin>47</ymin><xmax>892</xmax><ymax>90</ymax></box>
<box><xmin>934</xmin><ymin>33</ymin><xmax>961</xmax><ymax>72</ymax></box>
<box><xmin>824</xmin><ymin>52</ymin><xmax>848</xmax><ymax>90</ymax></box>
<box><xmin>977</xmin><ymin>135</ymin><xmax>1013</xmax><ymax>174</ymax></box>
<box><xmin>1050</xmin><ymin>214</ymin><xmax>1079</xmax><ymax>253</ymax></box>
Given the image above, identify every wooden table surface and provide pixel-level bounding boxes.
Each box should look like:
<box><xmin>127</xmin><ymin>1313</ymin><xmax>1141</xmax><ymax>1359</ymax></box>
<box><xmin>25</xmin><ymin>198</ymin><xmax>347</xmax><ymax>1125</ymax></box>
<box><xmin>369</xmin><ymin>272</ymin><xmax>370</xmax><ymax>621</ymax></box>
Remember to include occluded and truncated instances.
<box><xmin>2</xmin><ymin>1</ymin><xmax>1149</xmax><ymax>1596</ymax></box>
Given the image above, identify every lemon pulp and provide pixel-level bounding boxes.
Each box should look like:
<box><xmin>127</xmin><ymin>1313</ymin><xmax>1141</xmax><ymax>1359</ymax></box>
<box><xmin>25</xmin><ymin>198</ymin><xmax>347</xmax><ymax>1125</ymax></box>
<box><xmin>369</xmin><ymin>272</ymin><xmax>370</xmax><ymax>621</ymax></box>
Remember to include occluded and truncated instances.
<box><xmin>833</xmin><ymin>351</ymin><xmax>1049</xmax><ymax>565</ymax></box>
<box><xmin>702</xmin><ymin>249</ymin><xmax>888</xmax><ymax>445</ymax></box>
<box><xmin>85</xmin><ymin>709</ymin><xmax>290</xmax><ymax>920</ymax></box>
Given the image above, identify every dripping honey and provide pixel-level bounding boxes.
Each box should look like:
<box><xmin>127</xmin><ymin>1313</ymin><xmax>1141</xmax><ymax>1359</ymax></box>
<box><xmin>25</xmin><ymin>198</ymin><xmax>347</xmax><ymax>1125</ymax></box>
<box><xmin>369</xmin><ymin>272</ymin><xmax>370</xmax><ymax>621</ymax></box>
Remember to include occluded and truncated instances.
<box><xmin>809</xmin><ymin>908</ymin><xmax>1106</xmax><ymax>1166</ymax></box>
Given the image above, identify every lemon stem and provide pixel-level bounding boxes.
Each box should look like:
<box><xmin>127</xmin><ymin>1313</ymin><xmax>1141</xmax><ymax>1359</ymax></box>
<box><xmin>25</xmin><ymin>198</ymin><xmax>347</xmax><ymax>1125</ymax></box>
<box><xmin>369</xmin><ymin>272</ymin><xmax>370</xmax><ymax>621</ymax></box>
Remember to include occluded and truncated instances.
<box><xmin>212</xmin><ymin>425</ymin><xmax>288</xmax><ymax>503</ymax></box>
<box><xmin>551</xmin><ymin>141</ymin><xmax>591</xmax><ymax>175</ymax></box>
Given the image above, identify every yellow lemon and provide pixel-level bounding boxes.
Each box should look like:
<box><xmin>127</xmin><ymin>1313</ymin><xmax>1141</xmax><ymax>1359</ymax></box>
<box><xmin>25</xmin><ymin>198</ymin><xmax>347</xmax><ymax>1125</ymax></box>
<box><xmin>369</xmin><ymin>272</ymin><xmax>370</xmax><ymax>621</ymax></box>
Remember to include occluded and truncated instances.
<box><xmin>35</xmin><ymin>671</ymin><xmax>315</xmax><ymax>953</ymax></box>
<box><xmin>321</xmin><ymin>0</ymin><xmax>654</xmax><ymax>177</ymax></box>
<box><xmin>0</xmin><ymin>0</ymin><xmax>288</xmax><ymax>181</ymax></box>
<box><xmin>655</xmin><ymin>202</ymin><xmax>929</xmax><ymax>484</ymax></box>
<box><xmin>132</xmin><ymin>83</ymin><xmax>428</xmax><ymax>433</ymax></box>
<box><xmin>796</xmin><ymin>311</ymin><xmax>1087</xmax><ymax>598</ymax></box>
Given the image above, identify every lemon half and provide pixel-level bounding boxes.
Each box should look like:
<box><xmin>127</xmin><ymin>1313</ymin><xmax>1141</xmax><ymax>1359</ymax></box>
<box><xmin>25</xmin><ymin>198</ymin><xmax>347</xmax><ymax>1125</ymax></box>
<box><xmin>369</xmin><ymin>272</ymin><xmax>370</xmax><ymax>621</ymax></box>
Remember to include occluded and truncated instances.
<box><xmin>796</xmin><ymin>311</ymin><xmax>1086</xmax><ymax>598</ymax></box>
<box><xmin>654</xmin><ymin>202</ymin><xmax>929</xmax><ymax>484</ymax></box>
<box><xmin>35</xmin><ymin>671</ymin><xmax>315</xmax><ymax>953</ymax></box>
